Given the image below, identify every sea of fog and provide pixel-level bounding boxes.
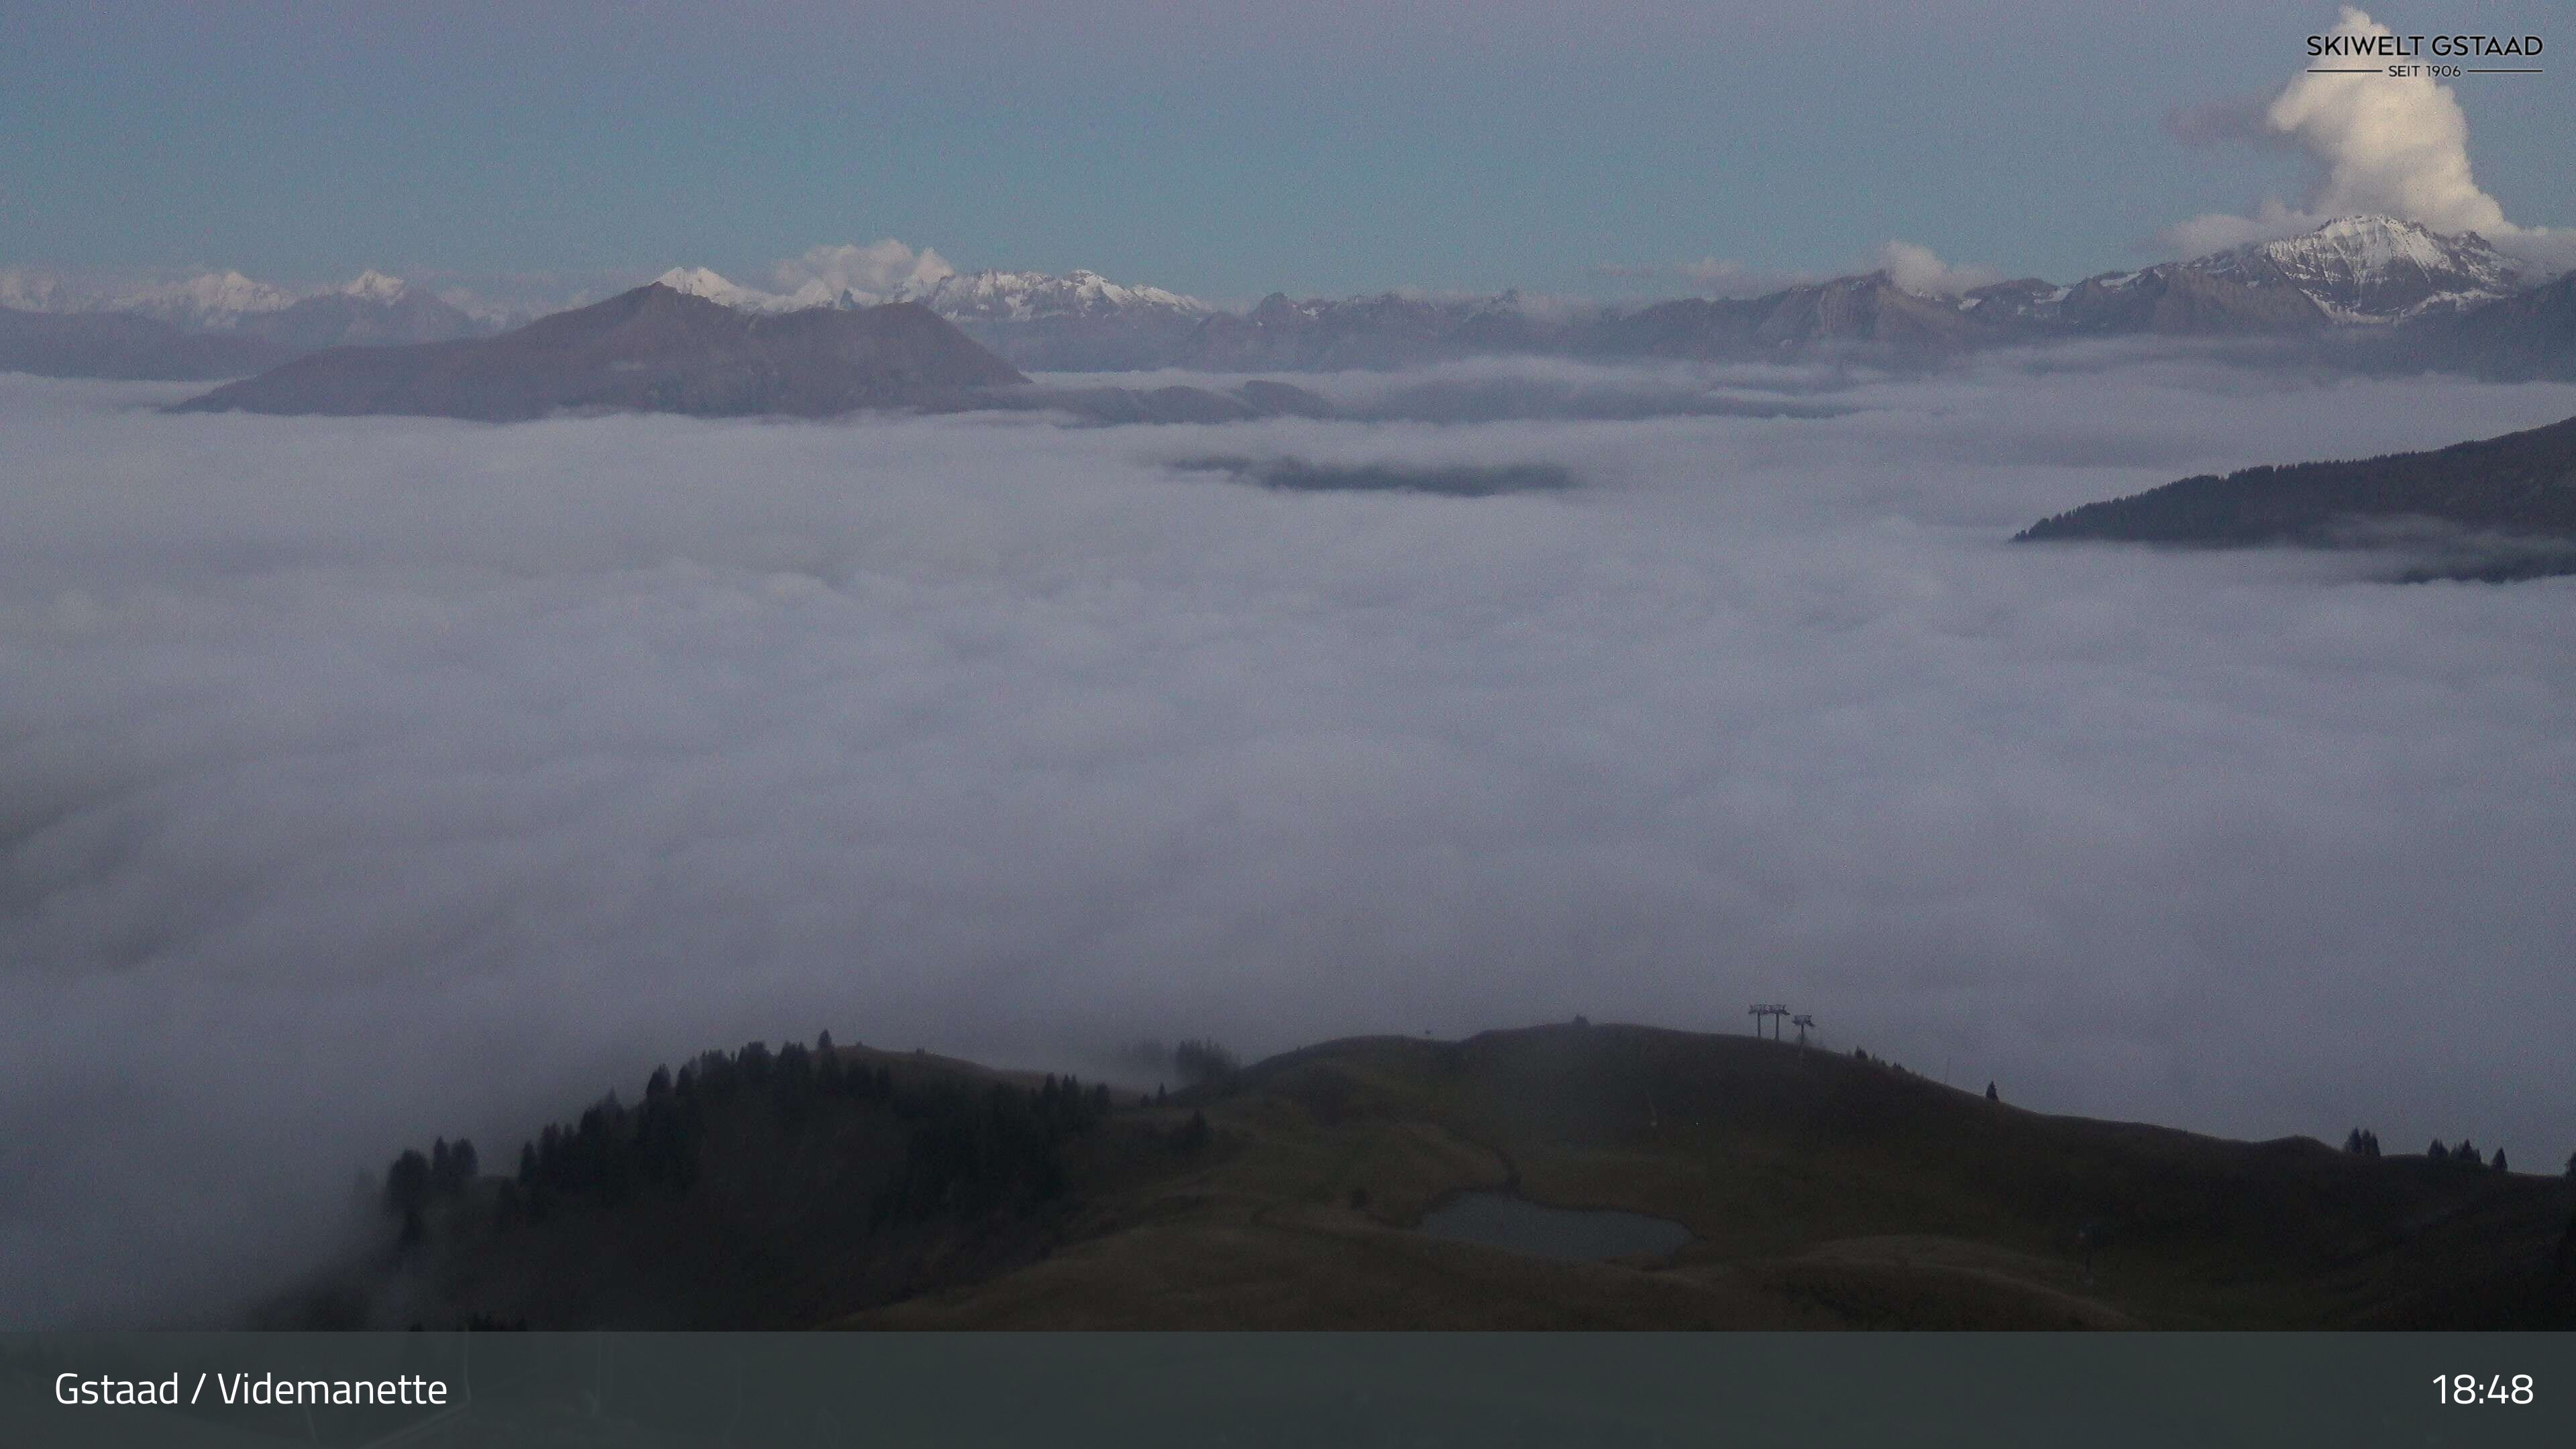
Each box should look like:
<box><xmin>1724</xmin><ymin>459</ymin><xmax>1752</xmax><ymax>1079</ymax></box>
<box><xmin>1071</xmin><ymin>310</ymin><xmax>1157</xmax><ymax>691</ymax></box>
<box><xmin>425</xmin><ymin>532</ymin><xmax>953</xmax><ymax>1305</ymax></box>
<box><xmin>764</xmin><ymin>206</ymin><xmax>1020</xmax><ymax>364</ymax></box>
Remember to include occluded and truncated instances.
<box><xmin>4</xmin><ymin>352</ymin><xmax>2574</xmax><ymax>1325</ymax></box>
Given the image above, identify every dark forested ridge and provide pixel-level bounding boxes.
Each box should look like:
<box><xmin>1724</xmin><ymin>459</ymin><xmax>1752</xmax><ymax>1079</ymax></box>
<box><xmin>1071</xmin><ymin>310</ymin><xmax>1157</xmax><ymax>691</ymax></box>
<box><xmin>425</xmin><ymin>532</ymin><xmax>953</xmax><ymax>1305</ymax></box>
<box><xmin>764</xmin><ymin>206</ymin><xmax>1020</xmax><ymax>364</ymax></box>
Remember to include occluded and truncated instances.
<box><xmin>274</xmin><ymin>1023</ymin><xmax>2576</xmax><ymax>1330</ymax></box>
<box><xmin>274</xmin><ymin>1036</ymin><xmax>1211</xmax><ymax>1330</ymax></box>
<box><xmin>2015</xmin><ymin>413</ymin><xmax>2576</xmax><ymax>579</ymax></box>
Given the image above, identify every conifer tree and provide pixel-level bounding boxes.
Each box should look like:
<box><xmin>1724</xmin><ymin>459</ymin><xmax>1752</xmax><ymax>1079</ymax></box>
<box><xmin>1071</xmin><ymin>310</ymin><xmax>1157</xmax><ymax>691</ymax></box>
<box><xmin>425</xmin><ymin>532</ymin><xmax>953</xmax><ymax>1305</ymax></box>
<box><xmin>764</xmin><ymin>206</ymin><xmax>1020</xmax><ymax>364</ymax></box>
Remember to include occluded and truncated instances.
<box><xmin>385</xmin><ymin>1149</ymin><xmax>431</xmax><ymax>1218</ymax></box>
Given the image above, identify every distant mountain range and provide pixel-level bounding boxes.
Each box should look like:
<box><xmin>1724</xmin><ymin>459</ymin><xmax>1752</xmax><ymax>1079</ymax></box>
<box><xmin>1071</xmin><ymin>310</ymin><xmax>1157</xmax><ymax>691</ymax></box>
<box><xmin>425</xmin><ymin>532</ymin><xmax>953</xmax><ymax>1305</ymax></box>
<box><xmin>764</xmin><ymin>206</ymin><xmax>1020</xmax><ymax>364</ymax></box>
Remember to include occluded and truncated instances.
<box><xmin>650</xmin><ymin>264</ymin><xmax>1216</xmax><ymax>371</ymax></box>
<box><xmin>0</xmin><ymin>269</ymin><xmax>488</xmax><ymax>380</ymax></box>
<box><xmin>170</xmin><ymin>281</ymin><xmax>1345</xmax><ymax>425</ymax></box>
<box><xmin>172</xmin><ymin>284</ymin><xmax>1028</xmax><ymax>421</ymax></box>
<box><xmin>922</xmin><ymin>215</ymin><xmax>2564</xmax><ymax>375</ymax></box>
<box><xmin>1150</xmin><ymin>217</ymin><xmax>2556</xmax><ymax>370</ymax></box>
<box><xmin>2185</xmin><ymin>215</ymin><xmax>2521</xmax><ymax>323</ymax></box>
<box><xmin>2016</xmin><ymin>411</ymin><xmax>2576</xmax><ymax>580</ymax></box>
<box><xmin>0</xmin><ymin>307</ymin><xmax>297</xmax><ymax>382</ymax></box>
<box><xmin>10</xmin><ymin>216</ymin><xmax>2573</xmax><ymax>388</ymax></box>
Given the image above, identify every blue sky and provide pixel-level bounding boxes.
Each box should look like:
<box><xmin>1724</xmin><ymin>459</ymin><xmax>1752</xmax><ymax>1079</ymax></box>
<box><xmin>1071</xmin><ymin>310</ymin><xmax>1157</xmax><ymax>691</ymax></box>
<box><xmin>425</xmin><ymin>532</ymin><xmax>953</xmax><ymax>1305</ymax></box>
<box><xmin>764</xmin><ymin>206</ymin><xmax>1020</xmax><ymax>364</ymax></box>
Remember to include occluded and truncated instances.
<box><xmin>4</xmin><ymin>0</ymin><xmax>2569</xmax><ymax>299</ymax></box>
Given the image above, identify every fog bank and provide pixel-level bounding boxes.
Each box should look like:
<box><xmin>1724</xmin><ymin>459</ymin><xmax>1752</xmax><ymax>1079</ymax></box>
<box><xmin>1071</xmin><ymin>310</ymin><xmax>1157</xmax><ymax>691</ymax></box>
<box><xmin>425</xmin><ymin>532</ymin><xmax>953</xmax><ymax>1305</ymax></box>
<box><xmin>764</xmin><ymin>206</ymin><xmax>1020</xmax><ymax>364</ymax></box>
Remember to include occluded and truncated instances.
<box><xmin>3</xmin><ymin>358</ymin><xmax>2573</xmax><ymax>1324</ymax></box>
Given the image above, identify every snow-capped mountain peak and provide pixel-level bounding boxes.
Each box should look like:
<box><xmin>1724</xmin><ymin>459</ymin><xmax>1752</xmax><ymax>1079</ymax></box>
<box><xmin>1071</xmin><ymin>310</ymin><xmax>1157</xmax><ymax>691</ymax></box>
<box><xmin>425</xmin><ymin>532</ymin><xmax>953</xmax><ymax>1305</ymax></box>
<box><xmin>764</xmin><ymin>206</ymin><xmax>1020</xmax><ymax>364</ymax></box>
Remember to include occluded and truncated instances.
<box><xmin>651</xmin><ymin>266</ymin><xmax>846</xmax><ymax>314</ymax></box>
<box><xmin>920</xmin><ymin>268</ymin><xmax>1212</xmax><ymax>323</ymax></box>
<box><xmin>83</xmin><ymin>270</ymin><xmax>304</xmax><ymax>330</ymax></box>
<box><xmin>653</xmin><ymin>266</ymin><xmax>757</xmax><ymax>305</ymax></box>
<box><xmin>648</xmin><ymin>260</ymin><xmax>1211</xmax><ymax>324</ymax></box>
<box><xmin>2188</xmin><ymin>215</ymin><xmax>2520</xmax><ymax>323</ymax></box>
<box><xmin>0</xmin><ymin>266</ymin><xmax>443</xmax><ymax>331</ymax></box>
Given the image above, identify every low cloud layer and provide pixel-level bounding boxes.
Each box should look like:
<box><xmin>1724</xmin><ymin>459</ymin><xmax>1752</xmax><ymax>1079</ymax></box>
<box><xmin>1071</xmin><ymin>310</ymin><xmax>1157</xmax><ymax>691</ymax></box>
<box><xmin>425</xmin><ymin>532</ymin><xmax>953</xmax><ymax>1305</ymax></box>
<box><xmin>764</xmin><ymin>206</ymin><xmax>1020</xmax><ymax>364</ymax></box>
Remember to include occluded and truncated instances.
<box><xmin>3</xmin><ymin>358</ymin><xmax>2574</xmax><ymax>1326</ymax></box>
<box><xmin>2164</xmin><ymin>7</ymin><xmax>2572</xmax><ymax>270</ymax></box>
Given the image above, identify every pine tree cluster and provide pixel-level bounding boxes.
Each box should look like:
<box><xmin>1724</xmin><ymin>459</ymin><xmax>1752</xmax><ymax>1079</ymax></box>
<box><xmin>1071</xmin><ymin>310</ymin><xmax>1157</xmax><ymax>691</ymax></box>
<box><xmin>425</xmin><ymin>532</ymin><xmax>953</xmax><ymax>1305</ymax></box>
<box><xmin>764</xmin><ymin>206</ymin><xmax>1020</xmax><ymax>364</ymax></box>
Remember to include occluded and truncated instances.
<box><xmin>380</xmin><ymin>1034</ymin><xmax>1124</xmax><ymax>1244</ymax></box>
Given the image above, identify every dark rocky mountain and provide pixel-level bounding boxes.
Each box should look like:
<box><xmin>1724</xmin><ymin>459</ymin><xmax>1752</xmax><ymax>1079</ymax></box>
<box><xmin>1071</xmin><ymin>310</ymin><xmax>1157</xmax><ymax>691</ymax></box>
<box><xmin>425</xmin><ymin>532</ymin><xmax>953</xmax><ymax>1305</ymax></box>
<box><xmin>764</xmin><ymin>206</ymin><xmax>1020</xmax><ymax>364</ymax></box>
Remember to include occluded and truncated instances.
<box><xmin>1173</xmin><ymin>291</ymin><xmax>1587</xmax><ymax>371</ymax></box>
<box><xmin>0</xmin><ymin>304</ymin><xmax>299</xmax><ymax>380</ymax></box>
<box><xmin>2016</xmin><ymin>412</ymin><xmax>2576</xmax><ymax>579</ymax></box>
<box><xmin>1604</xmin><ymin>272</ymin><xmax>2002</xmax><ymax>359</ymax></box>
<box><xmin>1957</xmin><ymin>263</ymin><xmax>2334</xmax><ymax>337</ymax></box>
<box><xmin>1955</xmin><ymin>277</ymin><xmax>2067</xmax><ymax>326</ymax></box>
<box><xmin>2052</xmin><ymin>263</ymin><xmax>2332</xmax><ymax>336</ymax></box>
<box><xmin>2398</xmin><ymin>271</ymin><xmax>2576</xmax><ymax>380</ymax></box>
<box><xmin>172</xmin><ymin>284</ymin><xmax>1029</xmax><ymax>420</ymax></box>
<box><xmin>951</xmin><ymin>311</ymin><xmax>1212</xmax><ymax>372</ymax></box>
<box><xmin>1165</xmin><ymin>277</ymin><xmax>2010</xmax><ymax>370</ymax></box>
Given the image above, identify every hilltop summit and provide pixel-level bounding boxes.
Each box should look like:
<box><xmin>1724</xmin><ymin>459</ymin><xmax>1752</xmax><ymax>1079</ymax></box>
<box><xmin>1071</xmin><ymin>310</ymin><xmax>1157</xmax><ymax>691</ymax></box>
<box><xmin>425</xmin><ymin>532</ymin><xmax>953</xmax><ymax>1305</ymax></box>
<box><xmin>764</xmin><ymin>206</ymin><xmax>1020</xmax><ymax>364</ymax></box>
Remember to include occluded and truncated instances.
<box><xmin>2187</xmin><ymin>215</ymin><xmax>2523</xmax><ymax>323</ymax></box>
<box><xmin>172</xmin><ymin>282</ymin><xmax>1028</xmax><ymax>420</ymax></box>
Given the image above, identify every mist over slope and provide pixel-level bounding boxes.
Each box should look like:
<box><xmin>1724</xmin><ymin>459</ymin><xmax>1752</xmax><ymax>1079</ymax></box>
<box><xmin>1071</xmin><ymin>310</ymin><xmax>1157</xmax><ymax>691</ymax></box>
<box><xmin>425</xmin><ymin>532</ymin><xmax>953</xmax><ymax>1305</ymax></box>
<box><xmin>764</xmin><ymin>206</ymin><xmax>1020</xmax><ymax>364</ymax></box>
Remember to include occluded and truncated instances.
<box><xmin>3</xmin><ymin>354</ymin><xmax>2574</xmax><ymax>1326</ymax></box>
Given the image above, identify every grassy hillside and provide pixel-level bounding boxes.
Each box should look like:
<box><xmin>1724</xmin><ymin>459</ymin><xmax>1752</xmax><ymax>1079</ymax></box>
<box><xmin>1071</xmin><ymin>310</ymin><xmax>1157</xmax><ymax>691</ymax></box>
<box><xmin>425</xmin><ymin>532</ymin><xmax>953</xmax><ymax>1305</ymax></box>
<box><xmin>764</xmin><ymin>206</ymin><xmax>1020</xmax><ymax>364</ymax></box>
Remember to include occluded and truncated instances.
<box><xmin>278</xmin><ymin>1024</ymin><xmax>2576</xmax><ymax>1330</ymax></box>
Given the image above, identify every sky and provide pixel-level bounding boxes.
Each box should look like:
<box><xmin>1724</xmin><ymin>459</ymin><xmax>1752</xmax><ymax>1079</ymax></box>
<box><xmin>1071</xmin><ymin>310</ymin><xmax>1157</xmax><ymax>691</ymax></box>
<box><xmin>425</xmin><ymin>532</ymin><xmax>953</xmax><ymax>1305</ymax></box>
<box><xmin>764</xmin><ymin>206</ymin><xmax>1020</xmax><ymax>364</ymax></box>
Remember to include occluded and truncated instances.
<box><xmin>5</xmin><ymin>354</ymin><xmax>2575</xmax><ymax>1324</ymax></box>
<box><xmin>3</xmin><ymin>1</ymin><xmax>2571</xmax><ymax>300</ymax></box>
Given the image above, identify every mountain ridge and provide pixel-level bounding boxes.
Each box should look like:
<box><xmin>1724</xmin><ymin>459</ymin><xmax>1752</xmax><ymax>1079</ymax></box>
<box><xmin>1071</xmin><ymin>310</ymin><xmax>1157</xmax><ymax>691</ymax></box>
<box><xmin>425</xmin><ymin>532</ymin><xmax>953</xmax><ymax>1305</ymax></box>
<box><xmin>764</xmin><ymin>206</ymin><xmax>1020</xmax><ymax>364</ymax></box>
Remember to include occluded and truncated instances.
<box><xmin>170</xmin><ymin>283</ymin><xmax>1030</xmax><ymax>421</ymax></box>
<box><xmin>266</xmin><ymin>1020</ymin><xmax>2576</xmax><ymax>1330</ymax></box>
<box><xmin>2015</xmin><ymin>411</ymin><xmax>2576</xmax><ymax>579</ymax></box>
<box><xmin>13</xmin><ymin>217</ymin><xmax>2575</xmax><ymax>384</ymax></box>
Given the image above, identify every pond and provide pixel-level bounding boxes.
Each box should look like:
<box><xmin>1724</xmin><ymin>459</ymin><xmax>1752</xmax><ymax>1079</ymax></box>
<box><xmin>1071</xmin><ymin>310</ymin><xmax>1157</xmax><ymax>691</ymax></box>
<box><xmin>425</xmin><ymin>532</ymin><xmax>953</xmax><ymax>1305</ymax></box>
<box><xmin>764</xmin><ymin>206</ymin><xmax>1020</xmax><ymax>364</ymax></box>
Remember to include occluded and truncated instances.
<box><xmin>1416</xmin><ymin>1191</ymin><xmax>1693</xmax><ymax>1263</ymax></box>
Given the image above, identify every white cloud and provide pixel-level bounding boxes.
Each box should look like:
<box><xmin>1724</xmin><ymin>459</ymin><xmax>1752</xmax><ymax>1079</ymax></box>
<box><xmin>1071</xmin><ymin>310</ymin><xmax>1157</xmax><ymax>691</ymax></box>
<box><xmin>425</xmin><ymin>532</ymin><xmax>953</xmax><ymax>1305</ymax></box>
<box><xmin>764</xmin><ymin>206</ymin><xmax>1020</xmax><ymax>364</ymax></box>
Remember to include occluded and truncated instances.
<box><xmin>2163</xmin><ymin>7</ymin><xmax>2571</xmax><ymax>270</ymax></box>
<box><xmin>5</xmin><ymin>360</ymin><xmax>2575</xmax><ymax>1325</ymax></box>
<box><xmin>0</xmin><ymin>266</ymin><xmax>70</xmax><ymax>311</ymax></box>
<box><xmin>1876</xmin><ymin>240</ymin><xmax>2002</xmax><ymax>297</ymax></box>
<box><xmin>769</xmin><ymin>238</ymin><xmax>957</xmax><ymax>305</ymax></box>
<box><xmin>2267</xmin><ymin>9</ymin><xmax>2503</xmax><ymax>235</ymax></box>
<box><xmin>2158</xmin><ymin>199</ymin><xmax>2321</xmax><ymax>258</ymax></box>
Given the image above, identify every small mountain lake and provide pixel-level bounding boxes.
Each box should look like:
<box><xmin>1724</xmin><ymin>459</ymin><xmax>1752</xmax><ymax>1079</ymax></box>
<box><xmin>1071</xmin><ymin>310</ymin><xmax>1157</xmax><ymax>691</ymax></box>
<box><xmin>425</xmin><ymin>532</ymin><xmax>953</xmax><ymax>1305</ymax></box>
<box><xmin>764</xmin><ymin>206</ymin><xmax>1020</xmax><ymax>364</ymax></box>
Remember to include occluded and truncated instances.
<box><xmin>1416</xmin><ymin>1191</ymin><xmax>1693</xmax><ymax>1263</ymax></box>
